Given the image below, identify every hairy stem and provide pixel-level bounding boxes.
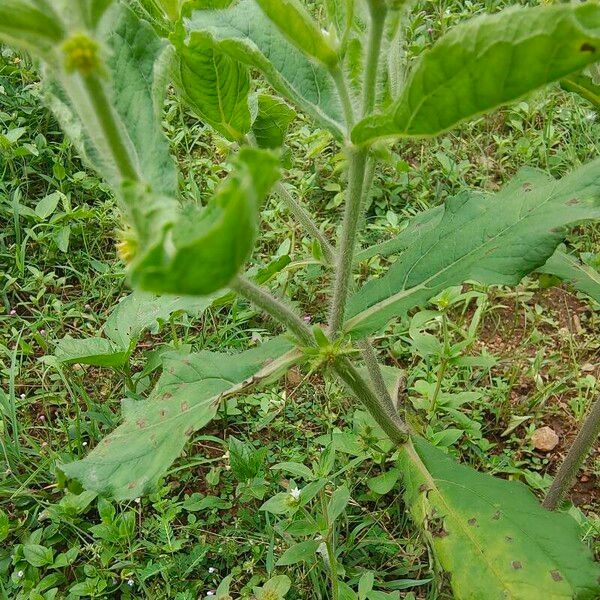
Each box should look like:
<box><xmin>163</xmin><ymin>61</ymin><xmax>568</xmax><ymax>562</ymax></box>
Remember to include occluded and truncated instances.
<box><xmin>362</xmin><ymin>3</ymin><xmax>387</xmax><ymax>115</ymax></box>
<box><xmin>82</xmin><ymin>74</ymin><xmax>139</xmax><ymax>182</ymax></box>
<box><xmin>274</xmin><ymin>181</ymin><xmax>335</xmax><ymax>263</ymax></box>
<box><xmin>359</xmin><ymin>339</ymin><xmax>395</xmax><ymax>408</ymax></box>
<box><xmin>231</xmin><ymin>276</ymin><xmax>314</xmax><ymax>346</ymax></box>
<box><xmin>543</xmin><ymin>394</ymin><xmax>600</xmax><ymax>510</ymax></box>
<box><xmin>333</xmin><ymin>356</ymin><xmax>408</xmax><ymax>444</ymax></box>
<box><xmin>330</xmin><ymin>66</ymin><xmax>355</xmax><ymax>130</ymax></box>
<box><xmin>328</xmin><ymin>147</ymin><xmax>368</xmax><ymax>334</ymax></box>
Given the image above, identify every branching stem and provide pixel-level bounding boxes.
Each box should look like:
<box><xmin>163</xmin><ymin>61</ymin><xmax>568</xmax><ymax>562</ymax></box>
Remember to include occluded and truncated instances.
<box><xmin>231</xmin><ymin>276</ymin><xmax>314</xmax><ymax>346</ymax></box>
<box><xmin>543</xmin><ymin>394</ymin><xmax>600</xmax><ymax>510</ymax></box>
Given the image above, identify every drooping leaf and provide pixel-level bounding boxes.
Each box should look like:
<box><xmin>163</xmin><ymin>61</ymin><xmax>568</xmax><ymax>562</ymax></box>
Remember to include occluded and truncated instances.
<box><xmin>400</xmin><ymin>437</ymin><xmax>600</xmax><ymax>599</ymax></box>
<box><xmin>252</xmin><ymin>95</ymin><xmax>296</xmax><ymax>149</ymax></box>
<box><xmin>254</xmin><ymin>0</ymin><xmax>338</xmax><ymax>67</ymax></box>
<box><xmin>537</xmin><ymin>248</ymin><xmax>600</xmax><ymax>304</ymax></box>
<box><xmin>276</xmin><ymin>540</ymin><xmax>320</xmax><ymax>566</ymax></box>
<box><xmin>0</xmin><ymin>0</ymin><xmax>64</xmax><ymax>56</ymax></box>
<box><xmin>47</xmin><ymin>4</ymin><xmax>177</xmax><ymax>197</ymax></box>
<box><xmin>352</xmin><ymin>3</ymin><xmax>600</xmax><ymax>143</ymax></box>
<box><xmin>61</xmin><ymin>337</ymin><xmax>298</xmax><ymax>499</ymax></box>
<box><xmin>561</xmin><ymin>63</ymin><xmax>600</xmax><ymax>109</ymax></box>
<box><xmin>173</xmin><ymin>29</ymin><xmax>252</xmax><ymax>141</ymax></box>
<box><xmin>183</xmin><ymin>0</ymin><xmax>345</xmax><ymax>137</ymax></box>
<box><xmin>129</xmin><ymin>147</ymin><xmax>280</xmax><ymax>296</ymax></box>
<box><xmin>345</xmin><ymin>163</ymin><xmax>600</xmax><ymax>338</ymax></box>
<box><xmin>54</xmin><ymin>291</ymin><xmax>214</xmax><ymax>366</ymax></box>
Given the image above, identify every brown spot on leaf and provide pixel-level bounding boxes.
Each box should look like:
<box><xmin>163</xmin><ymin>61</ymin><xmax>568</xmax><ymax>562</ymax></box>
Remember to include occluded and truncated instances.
<box><xmin>580</xmin><ymin>42</ymin><xmax>596</xmax><ymax>53</ymax></box>
<box><xmin>567</xmin><ymin>198</ymin><xmax>580</xmax><ymax>205</ymax></box>
<box><xmin>159</xmin><ymin>409</ymin><xmax>167</xmax><ymax>418</ymax></box>
<box><xmin>511</xmin><ymin>561</ymin><xmax>522</xmax><ymax>570</ymax></box>
<box><xmin>492</xmin><ymin>511</ymin><xmax>501</xmax><ymax>520</ymax></box>
<box><xmin>550</xmin><ymin>570</ymin><xmax>563</xmax><ymax>582</ymax></box>
<box><xmin>181</xmin><ymin>402</ymin><xmax>189</xmax><ymax>412</ymax></box>
<box><xmin>136</xmin><ymin>418</ymin><xmax>146</xmax><ymax>429</ymax></box>
<box><xmin>468</xmin><ymin>518</ymin><xmax>477</xmax><ymax>526</ymax></box>
<box><xmin>522</xmin><ymin>182</ymin><xmax>533</xmax><ymax>191</ymax></box>
<box><xmin>419</xmin><ymin>483</ymin><xmax>430</xmax><ymax>493</ymax></box>
<box><xmin>128</xmin><ymin>481</ymin><xmax>137</xmax><ymax>489</ymax></box>
<box><xmin>162</xmin><ymin>392</ymin><xmax>172</xmax><ymax>400</ymax></box>
<box><xmin>432</xmin><ymin>527</ymin><xmax>449</xmax><ymax>538</ymax></box>
<box><xmin>506</xmin><ymin>536</ymin><xmax>513</xmax><ymax>543</ymax></box>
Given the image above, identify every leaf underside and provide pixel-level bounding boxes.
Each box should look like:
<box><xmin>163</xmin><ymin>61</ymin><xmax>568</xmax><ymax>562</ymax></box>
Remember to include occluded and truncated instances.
<box><xmin>61</xmin><ymin>337</ymin><xmax>296</xmax><ymax>499</ymax></box>
<box><xmin>345</xmin><ymin>161</ymin><xmax>600</xmax><ymax>338</ymax></box>
<box><xmin>400</xmin><ymin>438</ymin><xmax>600</xmax><ymax>600</ymax></box>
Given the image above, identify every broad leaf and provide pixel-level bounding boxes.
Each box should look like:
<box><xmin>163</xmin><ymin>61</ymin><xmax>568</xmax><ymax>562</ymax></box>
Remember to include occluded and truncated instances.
<box><xmin>400</xmin><ymin>437</ymin><xmax>600</xmax><ymax>599</ymax></box>
<box><xmin>352</xmin><ymin>3</ymin><xmax>600</xmax><ymax>143</ymax></box>
<box><xmin>183</xmin><ymin>0</ymin><xmax>345</xmax><ymax>137</ymax></box>
<box><xmin>254</xmin><ymin>0</ymin><xmax>338</xmax><ymax>67</ymax></box>
<box><xmin>173</xmin><ymin>30</ymin><xmax>252</xmax><ymax>141</ymax></box>
<box><xmin>55</xmin><ymin>292</ymin><xmax>214</xmax><ymax>366</ymax></box>
<box><xmin>47</xmin><ymin>4</ymin><xmax>177</xmax><ymax>197</ymax></box>
<box><xmin>55</xmin><ymin>337</ymin><xmax>129</xmax><ymax>368</ymax></box>
<box><xmin>537</xmin><ymin>248</ymin><xmax>600</xmax><ymax>304</ymax></box>
<box><xmin>252</xmin><ymin>95</ymin><xmax>296</xmax><ymax>149</ymax></box>
<box><xmin>61</xmin><ymin>337</ymin><xmax>298</xmax><ymax>499</ymax></box>
<box><xmin>129</xmin><ymin>147</ymin><xmax>280</xmax><ymax>295</ymax></box>
<box><xmin>345</xmin><ymin>163</ymin><xmax>600</xmax><ymax>338</ymax></box>
<box><xmin>0</xmin><ymin>0</ymin><xmax>64</xmax><ymax>56</ymax></box>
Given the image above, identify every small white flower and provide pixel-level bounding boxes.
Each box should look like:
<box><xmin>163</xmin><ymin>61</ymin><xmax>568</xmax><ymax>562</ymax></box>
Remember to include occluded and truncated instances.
<box><xmin>208</xmin><ymin>567</ymin><xmax>216</xmax><ymax>574</ymax></box>
<box><xmin>207</xmin><ymin>592</ymin><xmax>215</xmax><ymax>597</ymax></box>
<box><xmin>134</xmin><ymin>498</ymin><xmax>141</xmax><ymax>504</ymax></box>
<box><xmin>16</xmin><ymin>570</ymin><xmax>24</xmax><ymax>578</ymax></box>
<box><xmin>82</xmin><ymin>441</ymin><xmax>88</xmax><ymax>447</ymax></box>
<box><xmin>290</xmin><ymin>487</ymin><xmax>301</xmax><ymax>500</ymax></box>
<box><xmin>20</xmin><ymin>393</ymin><xmax>25</xmax><ymax>399</ymax></box>
<box><xmin>127</xmin><ymin>579</ymin><xmax>134</xmax><ymax>586</ymax></box>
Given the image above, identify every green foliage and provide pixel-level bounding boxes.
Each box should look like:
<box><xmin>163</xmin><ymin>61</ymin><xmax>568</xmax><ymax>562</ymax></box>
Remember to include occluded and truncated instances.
<box><xmin>538</xmin><ymin>247</ymin><xmax>600</xmax><ymax>304</ymax></box>
<box><xmin>2</xmin><ymin>0</ymin><xmax>600</xmax><ymax>597</ymax></box>
<box><xmin>400</xmin><ymin>437</ymin><xmax>600</xmax><ymax>599</ymax></box>
<box><xmin>129</xmin><ymin>147</ymin><xmax>280</xmax><ymax>295</ymax></box>
<box><xmin>61</xmin><ymin>337</ymin><xmax>296</xmax><ymax>499</ymax></box>
<box><xmin>346</xmin><ymin>164</ymin><xmax>600</xmax><ymax>338</ymax></box>
<box><xmin>55</xmin><ymin>291</ymin><xmax>215</xmax><ymax>366</ymax></box>
<box><xmin>173</xmin><ymin>28</ymin><xmax>252</xmax><ymax>141</ymax></box>
<box><xmin>353</xmin><ymin>3</ymin><xmax>600</xmax><ymax>143</ymax></box>
<box><xmin>183</xmin><ymin>0</ymin><xmax>346</xmax><ymax>137</ymax></box>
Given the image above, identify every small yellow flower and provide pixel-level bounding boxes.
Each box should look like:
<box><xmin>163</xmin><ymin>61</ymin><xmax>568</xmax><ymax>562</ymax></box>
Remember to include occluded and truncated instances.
<box><xmin>62</xmin><ymin>33</ymin><xmax>101</xmax><ymax>75</ymax></box>
<box><xmin>115</xmin><ymin>227</ymin><xmax>138</xmax><ymax>264</ymax></box>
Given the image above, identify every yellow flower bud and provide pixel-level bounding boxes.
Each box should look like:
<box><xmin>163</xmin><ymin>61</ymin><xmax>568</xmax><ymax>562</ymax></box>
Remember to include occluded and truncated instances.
<box><xmin>62</xmin><ymin>33</ymin><xmax>101</xmax><ymax>75</ymax></box>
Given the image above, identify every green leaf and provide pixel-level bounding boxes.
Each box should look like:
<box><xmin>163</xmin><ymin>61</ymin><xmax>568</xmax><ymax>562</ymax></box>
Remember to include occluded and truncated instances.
<box><xmin>61</xmin><ymin>337</ymin><xmax>297</xmax><ymax>499</ymax></box>
<box><xmin>271</xmin><ymin>461</ymin><xmax>315</xmax><ymax>480</ymax></box>
<box><xmin>47</xmin><ymin>4</ymin><xmax>177</xmax><ymax>197</ymax></box>
<box><xmin>367</xmin><ymin>468</ymin><xmax>401</xmax><ymax>495</ymax></box>
<box><xmin>400</xmin><ymin>437</ymin><xmax>600</xmax><ymax>600</ymax></box>
<box><xmin>130</xmin><ymin>147</ymin><xmax>280</xmax><ymax>296</ymax></box>
<box><xmin>537</xmin><ymin>248</ymin><xmax>600</xmax><ymax>304</ymax></box>
<box><xmin>54</xmin><ymin>291</ymin><xmax>213</xmax><ymax>367</ymax></box>
<box><xmin>252</xmin><ymin>94</ymin><xmax>296</xmax><ymax>149</ymax></box>
<box><xmin>255</xmin><ymin>575</ymin><xmax>291</xmax><ymax>599</ymax></box>
<box><xmin>0</xmin><ymin>0</ymin><xmax>64</xmax><ymax>56</ymax></box>
<box><xmin>23</xmin><ymin>544</ymin><xmax>54</xmax><ymax>568</ymax></box>
<box><xmin>327</xmin><ymin>485</ymin><xmax>350</xmax><ymax>523</ymax></box>
<box><xmin>276</xmin><ymin>540</ymin><xmax>320</xmax><ymax>566</ymax></box>
<box><xmin>55</xmin><ymin>337</ymin><xmax>129</xmax><ymax>368</ymax></box>
<box><xmin>0</xmin><ymin>509</ymin><xmax>9</xmax><ymax>542</ymax></box>
<box><xmin>254</xmin><ymin>0</ymin><xmax>338</xmax><ymax>67</ymax></box>
<box><xmin>35</xmin><ymin>191</ymin><xmax>62</xmax><ymax>220</ymax></box>
<box><xmin>561</xmin><ymin>64</ymin><xmax>600</xmax><ymax>109</ymax></box>
<box><xmin>345</xmin><ymin>162</ymin><xmax>600</xmax><ymax>338</ymax></box>
<box><xmin>352</xmin><ymin>3</ymin><xmax>600</xmax><ymax>143</ymax></box>
<box><xmin>173</xmin><ymin>30</ymin><xmax>252</xmax><ymax>141</ymax></box>
<box><xmin>183</xmin><ymin>0</ymin><xmax>345</xmax><ymax>137</ymax></box>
